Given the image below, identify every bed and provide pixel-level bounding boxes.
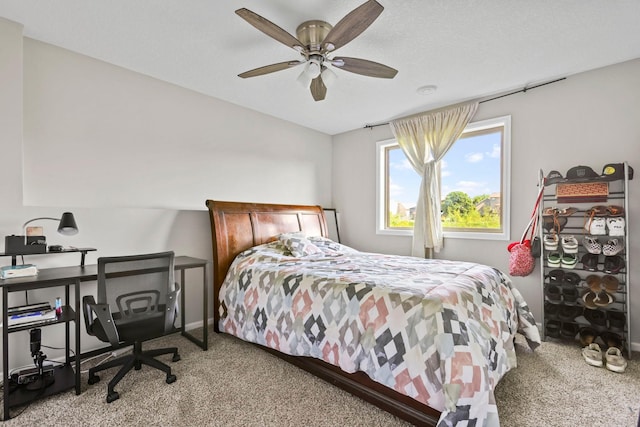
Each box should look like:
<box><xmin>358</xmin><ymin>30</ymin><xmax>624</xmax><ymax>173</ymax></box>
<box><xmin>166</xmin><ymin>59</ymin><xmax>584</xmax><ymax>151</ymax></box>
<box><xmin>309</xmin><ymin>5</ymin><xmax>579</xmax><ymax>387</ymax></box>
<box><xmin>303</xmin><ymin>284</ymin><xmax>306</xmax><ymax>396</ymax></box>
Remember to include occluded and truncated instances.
<box><xmin>206</xmin><ymin>200</ymin><xmax>540</xmax><ymax>426</ymax></box>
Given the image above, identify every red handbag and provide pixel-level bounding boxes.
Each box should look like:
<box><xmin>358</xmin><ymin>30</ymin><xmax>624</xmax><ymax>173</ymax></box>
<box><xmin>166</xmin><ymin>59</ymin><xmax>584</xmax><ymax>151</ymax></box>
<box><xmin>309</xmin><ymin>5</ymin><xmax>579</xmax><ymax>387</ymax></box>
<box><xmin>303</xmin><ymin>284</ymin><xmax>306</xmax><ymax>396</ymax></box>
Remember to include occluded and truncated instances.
<box><xmin>508</xmin><ymin>183</ymin><xmax>544</xmax><ymax>276</ymax></box>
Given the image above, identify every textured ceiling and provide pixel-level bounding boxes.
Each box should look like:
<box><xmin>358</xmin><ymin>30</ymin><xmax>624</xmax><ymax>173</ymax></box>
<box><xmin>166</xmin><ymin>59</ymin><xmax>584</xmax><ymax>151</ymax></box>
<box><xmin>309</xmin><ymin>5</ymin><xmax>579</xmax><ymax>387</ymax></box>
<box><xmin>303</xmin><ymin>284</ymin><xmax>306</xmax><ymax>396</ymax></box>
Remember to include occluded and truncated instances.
<box><xmin>1</xmin><ymin>0</ymin><xmax>639</xmax><ymax>135</ymax></box>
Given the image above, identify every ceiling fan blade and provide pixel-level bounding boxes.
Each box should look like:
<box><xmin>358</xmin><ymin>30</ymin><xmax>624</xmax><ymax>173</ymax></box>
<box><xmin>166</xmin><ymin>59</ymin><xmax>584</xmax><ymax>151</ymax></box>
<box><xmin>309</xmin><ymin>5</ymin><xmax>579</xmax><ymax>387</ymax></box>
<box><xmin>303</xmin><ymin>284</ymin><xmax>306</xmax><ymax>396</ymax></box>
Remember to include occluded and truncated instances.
<box><xmin>236</xmin><ymin>8</ymin><xmax>307</xmax><ymax>53</ymax></box>
<box><xmin>238</xmin><ymin>61</ymin><xmax>304</xmax><ymax>78</ymax></box>
<box><xmin>322</xmin><ymin>0</ymin><xmax>384</xmax><ymax>53</ymax></box>
<box><xmin>310</xmin><ymin>76</ymin><xmax>327</xmax><ymax>101</ymax></box>
<box><xmin>332</xmin><ymin>57</ymin><xmax>398</xmax><ymax>78</ymax></box>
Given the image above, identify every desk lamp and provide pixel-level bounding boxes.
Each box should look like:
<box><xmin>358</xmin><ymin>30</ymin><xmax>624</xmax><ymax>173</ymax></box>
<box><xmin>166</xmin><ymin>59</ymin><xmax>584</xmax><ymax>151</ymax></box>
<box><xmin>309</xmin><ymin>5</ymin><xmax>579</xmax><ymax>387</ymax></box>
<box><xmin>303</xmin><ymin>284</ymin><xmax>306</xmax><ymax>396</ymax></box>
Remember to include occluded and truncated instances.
<box><xmin>4</xmin><ymin>212</ymin><xmax>79</xmax><ymax>255</ymax></box>
<box><xmin>23</xmin><ymin>212</ymin><xmax>78</xmax><ymax>236</ymax></box>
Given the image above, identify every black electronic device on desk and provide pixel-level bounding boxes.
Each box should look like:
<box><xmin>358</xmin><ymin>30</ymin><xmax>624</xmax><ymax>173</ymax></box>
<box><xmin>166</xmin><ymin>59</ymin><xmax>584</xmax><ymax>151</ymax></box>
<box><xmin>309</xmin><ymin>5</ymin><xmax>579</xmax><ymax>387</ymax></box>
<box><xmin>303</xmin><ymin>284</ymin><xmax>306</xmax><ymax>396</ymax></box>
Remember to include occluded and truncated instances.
<box><xmin>4</xmin><ymin>235</ymin><xmax>46</xmax><ymax>255</ymax></box>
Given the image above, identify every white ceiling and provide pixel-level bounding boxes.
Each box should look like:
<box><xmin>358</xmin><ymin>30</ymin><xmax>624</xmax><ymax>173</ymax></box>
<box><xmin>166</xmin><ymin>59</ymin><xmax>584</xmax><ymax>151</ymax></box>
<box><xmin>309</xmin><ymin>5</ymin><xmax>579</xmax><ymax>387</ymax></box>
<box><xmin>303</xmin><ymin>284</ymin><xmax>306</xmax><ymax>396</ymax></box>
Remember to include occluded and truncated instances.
<box><xmin>1</xmin><ymin>0</ymin><xmax>639</xmax><ymax>135</ymax></box>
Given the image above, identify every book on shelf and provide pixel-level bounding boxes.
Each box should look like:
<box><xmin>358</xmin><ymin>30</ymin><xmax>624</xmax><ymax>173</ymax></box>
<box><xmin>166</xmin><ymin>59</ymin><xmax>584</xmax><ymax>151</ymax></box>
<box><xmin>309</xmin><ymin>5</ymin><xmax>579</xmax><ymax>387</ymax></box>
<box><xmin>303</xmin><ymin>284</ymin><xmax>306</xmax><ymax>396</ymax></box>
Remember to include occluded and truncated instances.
<box><xmin>7</xmin><ymin>309</ymin><xmax>57</xmax><ymax>327</ymax></box>
<box><xmin>0</xmin><ymin>264</ymin><xmax>38</xmax><ymax>279</ymax></box>
<box><xmin>7</xmin><ymin>302</ymin><xmax>52</xmax><ymax>316</ymax></box>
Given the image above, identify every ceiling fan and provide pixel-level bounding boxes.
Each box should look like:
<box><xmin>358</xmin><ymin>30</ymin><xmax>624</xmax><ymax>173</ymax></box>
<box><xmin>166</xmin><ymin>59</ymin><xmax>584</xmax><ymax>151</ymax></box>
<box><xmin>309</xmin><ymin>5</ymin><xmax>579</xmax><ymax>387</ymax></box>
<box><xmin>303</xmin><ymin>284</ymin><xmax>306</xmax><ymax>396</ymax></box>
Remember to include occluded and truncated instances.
<box><xmin>236</xmin><ymin>0</ymin><xmax>398</xmax><ymax>101</ymax></box>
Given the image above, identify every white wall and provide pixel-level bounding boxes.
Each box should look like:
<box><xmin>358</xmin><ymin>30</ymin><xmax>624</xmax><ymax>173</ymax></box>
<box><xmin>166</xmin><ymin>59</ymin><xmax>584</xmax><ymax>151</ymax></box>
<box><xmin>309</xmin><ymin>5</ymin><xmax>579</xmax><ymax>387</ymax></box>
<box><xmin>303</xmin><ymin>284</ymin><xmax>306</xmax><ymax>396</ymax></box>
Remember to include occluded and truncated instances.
<box><xmin>0</xmin><ymin>18</ymin><xmax>332</xmax><ymax>370</ymax></box>
<box><xmin>333</xmin><ymin>58</ymin><xmax>640</xmax><ymax>346</ymax></box>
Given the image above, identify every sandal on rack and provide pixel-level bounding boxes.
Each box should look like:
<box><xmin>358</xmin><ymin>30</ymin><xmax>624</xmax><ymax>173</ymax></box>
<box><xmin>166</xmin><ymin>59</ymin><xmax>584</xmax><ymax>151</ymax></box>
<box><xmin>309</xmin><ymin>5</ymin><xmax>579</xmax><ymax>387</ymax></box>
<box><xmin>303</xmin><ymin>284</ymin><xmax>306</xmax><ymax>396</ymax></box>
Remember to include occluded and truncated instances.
<box><xmin>578</xmin><ymin>327</ymin><xmax>598</xmax><ymax>347</ymax></box>
<box><xmin>584</xmin><ymin>308</ymin><xmax>606</xmax><ymax>327</ymax></box>
<box><xmin>606</xmin><ymin>205</ymin><xmax>625</xmax><ymax>217</ymax></box>
<box><xmin>561</xmin><ymin>287</ymin><xmax>579</xmax><ymax>306</ymax></box>
<box><xmin>548</xmin><ymin>269</ymin><xmax>564</xmax><ymax>284</ymax></box>
<box><xmin>582</xmin><ymin>290</ymin><xmax>599</xmax><ymax>309</ymax></box>
<box><xmin>581</xmin><ymin>253</ymin><xmax>599</xmax><ymax>272</ymax></box>
<box><xmin>586</xmin><ymin>275</ymin><xmax>602</xmax><ymax>292</ymax></box>
<box><xmin>600</xmin><ymin>331</ymin><xmax>623</xmax><ymax>350</ymax></box>
<box><xmin>602</xmin><ymin>275</ymin><xmax>620</xmax><ymax>294</ymax></box>
<box><xmin>557</xmin><ymin>207</ymin><xmax>578</xmax><ymax>217</ymax></box>
<box><xmin>545</xmin><ymin>284</ymin><xmax>562</xmax><ymax>303</ymax></box>
<box><xmin>593</xmin><ymin>291</ymin><xmax>614</xmax><ymax>307</ymax></box>
<box><xmin>603</xmin><ymin>256</ymin><xmax>625</xmax><ymax>274</ymax></box>
<box><xmin>563</xmin><ymin>272</ymin><xmax>581</xmax><ymax>286</ymax></box>
<box><xmin>543</xmin><ymin>216</ymin><xmax>567</xmax><ymax>233</ymax></box>
<box><xmin>545</xmin><ymin>320</ymin><xmax>561</xmax><ymax>338</ymax></box>
<box><xmin>586</xmin><ymin>206</ymin><xmax>608</xmax><ymax>216</ymax></box>
<box><xmin>607</xmin><ymin>311</ymin><xmax>626</xmax><ymax>331</ymax></box>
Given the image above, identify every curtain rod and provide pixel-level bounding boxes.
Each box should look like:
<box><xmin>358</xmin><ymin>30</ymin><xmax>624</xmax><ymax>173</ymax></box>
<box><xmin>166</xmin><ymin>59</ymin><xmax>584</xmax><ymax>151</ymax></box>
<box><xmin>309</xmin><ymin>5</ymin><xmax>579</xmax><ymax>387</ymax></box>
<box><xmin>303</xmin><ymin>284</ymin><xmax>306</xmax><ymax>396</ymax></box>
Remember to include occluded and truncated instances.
<box><xmin>363</xmin><ymin>77</ymin><xmax>566</xmax><ymax>130</ymax></box>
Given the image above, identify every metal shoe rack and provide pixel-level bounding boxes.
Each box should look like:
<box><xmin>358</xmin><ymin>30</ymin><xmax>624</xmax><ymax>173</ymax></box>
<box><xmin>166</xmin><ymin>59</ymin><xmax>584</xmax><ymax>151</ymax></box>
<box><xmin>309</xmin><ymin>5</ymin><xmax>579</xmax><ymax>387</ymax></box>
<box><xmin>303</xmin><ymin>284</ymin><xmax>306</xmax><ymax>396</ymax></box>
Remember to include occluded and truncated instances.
<box><xmin>539</xmin><ymin>162</ymin><xmax>631</xmax><ymax>358</ymax></box>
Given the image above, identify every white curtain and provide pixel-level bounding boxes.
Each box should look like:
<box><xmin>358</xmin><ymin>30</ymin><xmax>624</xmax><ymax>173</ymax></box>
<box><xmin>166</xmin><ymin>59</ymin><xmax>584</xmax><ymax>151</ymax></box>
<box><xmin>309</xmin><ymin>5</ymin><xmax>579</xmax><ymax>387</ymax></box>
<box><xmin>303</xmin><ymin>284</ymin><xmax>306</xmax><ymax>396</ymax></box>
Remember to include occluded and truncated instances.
<box><xmin>390</xmin><ymin>101</ymin><xmax>478</xmax><ymax>256</ymax></box>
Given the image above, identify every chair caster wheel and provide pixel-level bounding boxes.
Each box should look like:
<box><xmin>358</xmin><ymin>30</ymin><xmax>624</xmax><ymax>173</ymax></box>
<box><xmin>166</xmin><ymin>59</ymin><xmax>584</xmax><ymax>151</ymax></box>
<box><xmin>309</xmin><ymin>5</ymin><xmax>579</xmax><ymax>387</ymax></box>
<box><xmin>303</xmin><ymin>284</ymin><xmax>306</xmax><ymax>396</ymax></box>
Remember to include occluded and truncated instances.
<box><xmin>134</xmin><ymin>362</ymin><xmax>142</xmax><ymax>370</ymax></box>
<box><xmin>172</xmin><ymin>354</ymin><xmax>181</xmax><ymax>362</ymax></box>
<box><xmin>88</xmin><ymin>375</ymin><xmax>100</xmax><ymax>385</ymax></box>
<box><xmin>106</xmin><ymin>391</ymin><xmax>119</xmax><ymax>403</ymax></box>
<box><xmin>166</xmin><ymin>374</ymin><xmax>177</xmax><ymax>384</ymax></box>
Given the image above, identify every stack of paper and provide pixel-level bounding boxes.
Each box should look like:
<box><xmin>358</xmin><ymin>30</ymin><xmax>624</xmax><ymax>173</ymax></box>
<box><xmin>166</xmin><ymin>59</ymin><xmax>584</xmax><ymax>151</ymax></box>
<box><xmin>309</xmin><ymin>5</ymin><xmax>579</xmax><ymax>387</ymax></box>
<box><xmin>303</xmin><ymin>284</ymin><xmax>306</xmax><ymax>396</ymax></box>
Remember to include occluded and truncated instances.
<box><xmin>0</xmin><ymin>264</ymin><xmax>38</xmax><ymax>279</ymax></box>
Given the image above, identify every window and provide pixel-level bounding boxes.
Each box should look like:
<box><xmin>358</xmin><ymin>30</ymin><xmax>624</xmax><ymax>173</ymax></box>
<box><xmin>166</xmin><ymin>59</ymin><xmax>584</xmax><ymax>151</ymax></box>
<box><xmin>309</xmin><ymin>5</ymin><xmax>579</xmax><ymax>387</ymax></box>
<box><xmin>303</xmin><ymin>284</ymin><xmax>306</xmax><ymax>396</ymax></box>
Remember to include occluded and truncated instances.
<box><xmin>376</xmin><ymin>115</ymin><xmax>511</xmax><ymax>240</ymax></box>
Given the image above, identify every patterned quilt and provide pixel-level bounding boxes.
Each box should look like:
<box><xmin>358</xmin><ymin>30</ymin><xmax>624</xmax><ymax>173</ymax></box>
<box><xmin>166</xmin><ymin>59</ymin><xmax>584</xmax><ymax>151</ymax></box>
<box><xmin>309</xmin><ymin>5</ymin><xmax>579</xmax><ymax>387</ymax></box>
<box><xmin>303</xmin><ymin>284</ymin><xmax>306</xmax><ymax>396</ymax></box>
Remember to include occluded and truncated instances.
<box><xmin>218</xmin><ymin>235</ymin><xmax>540</xmax><ymax>426</ymax></box>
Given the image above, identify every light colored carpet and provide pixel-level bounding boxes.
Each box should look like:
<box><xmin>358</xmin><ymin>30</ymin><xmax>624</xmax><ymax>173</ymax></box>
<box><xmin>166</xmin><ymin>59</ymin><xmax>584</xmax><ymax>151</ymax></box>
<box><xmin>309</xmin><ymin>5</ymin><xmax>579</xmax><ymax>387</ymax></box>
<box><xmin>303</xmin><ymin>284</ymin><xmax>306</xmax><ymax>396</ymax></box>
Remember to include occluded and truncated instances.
<box><xmin>2</xmin><ymin>330</ymin><xmax>639</xmax><ymax>426</ymax></box>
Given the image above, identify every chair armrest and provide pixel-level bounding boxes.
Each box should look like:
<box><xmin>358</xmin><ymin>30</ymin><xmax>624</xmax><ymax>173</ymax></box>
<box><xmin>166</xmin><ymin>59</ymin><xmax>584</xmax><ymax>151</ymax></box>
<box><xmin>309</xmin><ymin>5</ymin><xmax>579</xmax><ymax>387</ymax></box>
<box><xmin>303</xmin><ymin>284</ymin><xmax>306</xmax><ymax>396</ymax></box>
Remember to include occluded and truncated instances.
<box><xmin>83</xmin><ymin>295</ymin><xmax>120</xmax><ymax>347</ymax></box>
<box><xmin>82</xmin><ymin>295</ymin><xmax>96</xmax><ymax>332</ymax></box>
<box><xmin>164</xmin><ymin>282</ymin><xmax>181</xmax><ymax>333</ymax></box>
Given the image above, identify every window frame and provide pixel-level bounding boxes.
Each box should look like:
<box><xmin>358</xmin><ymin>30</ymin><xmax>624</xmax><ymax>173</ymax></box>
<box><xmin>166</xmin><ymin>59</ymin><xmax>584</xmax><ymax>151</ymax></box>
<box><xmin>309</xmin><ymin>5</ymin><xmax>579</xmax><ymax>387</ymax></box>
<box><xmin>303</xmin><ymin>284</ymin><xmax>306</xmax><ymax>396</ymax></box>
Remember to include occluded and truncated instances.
<box><xmin>376</xmin><ymin>115</ymin><xmax>511</xmax><ymax>241</ymax></box>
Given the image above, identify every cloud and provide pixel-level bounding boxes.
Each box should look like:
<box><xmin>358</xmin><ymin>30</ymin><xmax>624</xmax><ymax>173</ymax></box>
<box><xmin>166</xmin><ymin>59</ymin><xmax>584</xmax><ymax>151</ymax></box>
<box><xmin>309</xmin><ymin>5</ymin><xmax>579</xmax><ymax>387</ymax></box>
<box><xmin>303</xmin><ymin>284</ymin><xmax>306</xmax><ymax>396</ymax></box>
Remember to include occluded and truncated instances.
<box><xmin>465</xmin><ymin>152</ymin><xmax>484</xmax><ymax>163</ymax></box>
<box><xmin>389</xmin><ymin>183</ymin><xmax>404</xmax><ymax>196</ymax></box>
<box><xmin>487</xmin><ymin>144</ymin><xmax>500</xmax><ymax>158</ymax></box>
<box><xmin>441</xmin><ymin>159</ymin><xmax>451</xmax><ymax>177</ymax></box>
<box><xmin>391</xmin><ymin>158</ymin><xmax>414</xmax><ymax>170</ymax></box>
<box><xmin>451</xmin><ymin>180</ymin><xmax>488</xmax><ymax>196</ymax></box>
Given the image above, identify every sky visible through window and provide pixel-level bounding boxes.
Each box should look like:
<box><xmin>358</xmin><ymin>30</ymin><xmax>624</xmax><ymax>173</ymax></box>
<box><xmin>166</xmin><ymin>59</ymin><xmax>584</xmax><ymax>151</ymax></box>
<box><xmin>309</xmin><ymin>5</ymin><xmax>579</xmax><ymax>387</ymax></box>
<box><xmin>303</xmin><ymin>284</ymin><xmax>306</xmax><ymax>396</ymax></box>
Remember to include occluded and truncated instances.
<box><xmin>389</xmin><ymin>131</ymin><xmax>502</xmax><ymax>212</ymax></box>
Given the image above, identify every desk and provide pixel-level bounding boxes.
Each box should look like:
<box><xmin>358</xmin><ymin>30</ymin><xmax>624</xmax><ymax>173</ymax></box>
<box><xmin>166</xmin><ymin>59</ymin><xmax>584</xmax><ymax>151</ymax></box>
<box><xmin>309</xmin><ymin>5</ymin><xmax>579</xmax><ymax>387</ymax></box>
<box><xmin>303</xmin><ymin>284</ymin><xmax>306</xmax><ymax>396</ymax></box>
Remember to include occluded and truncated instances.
<box><xmin>0</xmin><ymin>256</ymin><xmax>210</xmax><ymax>420</ymax></box>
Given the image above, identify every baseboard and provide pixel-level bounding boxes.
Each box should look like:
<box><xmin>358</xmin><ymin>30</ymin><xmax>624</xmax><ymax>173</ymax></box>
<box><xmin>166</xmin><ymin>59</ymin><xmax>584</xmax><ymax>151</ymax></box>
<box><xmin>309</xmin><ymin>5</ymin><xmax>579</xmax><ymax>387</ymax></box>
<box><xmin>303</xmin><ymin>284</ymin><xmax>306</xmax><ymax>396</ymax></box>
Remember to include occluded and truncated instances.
<box><xmin>183</xmin><ymin>317</ymin><xmax>214</xmax><ymax>332</ymax></box>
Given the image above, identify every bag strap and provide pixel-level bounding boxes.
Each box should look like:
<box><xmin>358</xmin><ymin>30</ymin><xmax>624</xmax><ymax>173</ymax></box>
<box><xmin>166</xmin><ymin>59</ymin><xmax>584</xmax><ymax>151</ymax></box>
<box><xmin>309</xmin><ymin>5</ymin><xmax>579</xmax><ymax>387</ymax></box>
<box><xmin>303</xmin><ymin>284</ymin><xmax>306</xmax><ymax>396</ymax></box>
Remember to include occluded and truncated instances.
<box><xmin>520</xmin><ymin>181</ymin><xmax>545</xmax><ymax>244</ymax></box>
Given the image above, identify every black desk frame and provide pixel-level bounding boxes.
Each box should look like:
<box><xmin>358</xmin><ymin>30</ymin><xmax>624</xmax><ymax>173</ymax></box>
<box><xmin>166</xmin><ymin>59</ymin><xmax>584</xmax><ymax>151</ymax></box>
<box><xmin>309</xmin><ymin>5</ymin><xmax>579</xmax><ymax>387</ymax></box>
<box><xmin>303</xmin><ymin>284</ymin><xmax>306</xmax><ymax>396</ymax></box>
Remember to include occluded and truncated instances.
<box><xmin>1</xmin><ymin>256</ymin><xmax>209</xmax><ymax>420</ymax></box>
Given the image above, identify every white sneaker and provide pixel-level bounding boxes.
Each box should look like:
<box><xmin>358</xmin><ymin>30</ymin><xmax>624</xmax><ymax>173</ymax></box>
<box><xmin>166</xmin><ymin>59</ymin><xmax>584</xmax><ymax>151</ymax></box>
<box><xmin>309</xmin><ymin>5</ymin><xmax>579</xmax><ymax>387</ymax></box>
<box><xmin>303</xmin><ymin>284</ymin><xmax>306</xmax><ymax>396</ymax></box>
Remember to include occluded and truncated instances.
<box><xmin>605</xmin><ymin>347</ymin><xmax>627</xmax><ymax>373</ymax></box>
<box><xmin>544</xmin><ymin>233</ymin><xmax>559</xmax><ymax>250</ymax></box>
<box><xmin>607</xmin><ymin>217</ymin><xmax>625</xmax><ymax>236</ymax></box>
<box><xmin>583</xmin><ymin>236</ymin><xmax>602</xmax><ymax>254</ymax></box>
<box><xmin>602</xmin><ymin>238</ymin><xmax>623</xmax><ymax>256</ymax></box>
<box><xmin>582</xmin><ymin>343</ymin><xmax>603</xmax><ymax>367</ymax></box>
<box><xmin>589</xmin><ymin>217</ymin><xmax>607</xmax><ymax>235</ymax></box>
<box><xmin>561</xmin><ymin>235</ymin><xmax>578</xmax><ymax>253</ymax></box>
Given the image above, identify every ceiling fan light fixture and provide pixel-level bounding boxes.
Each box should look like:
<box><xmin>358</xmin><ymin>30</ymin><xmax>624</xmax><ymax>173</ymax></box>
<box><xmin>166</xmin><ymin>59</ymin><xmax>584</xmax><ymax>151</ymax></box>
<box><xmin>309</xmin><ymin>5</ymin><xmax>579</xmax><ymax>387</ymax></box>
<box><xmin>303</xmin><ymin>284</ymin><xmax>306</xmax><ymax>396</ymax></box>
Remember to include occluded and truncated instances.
<box><xmin>324</xmin><ymin>42</ymin><xmax>335</xmax><ymax>52</ymax></box>
<box><xmin>320</xmin><ymin>67</ymin><xmax>337</xmax><ymax>88</ymax></box>
<box><xmin>307</xmin><ymin>59</ymin><xmax>322</xmax><ymax>78</ymax></box>
<box><xmin>330</xmin><ymin>58</ymin><xmax>345</xmax><ymax>68</ymax></box>
<box><xmin>297</xmin><ymin>65</ymin><xmax>313</xmax><ymax>87</ymax></box>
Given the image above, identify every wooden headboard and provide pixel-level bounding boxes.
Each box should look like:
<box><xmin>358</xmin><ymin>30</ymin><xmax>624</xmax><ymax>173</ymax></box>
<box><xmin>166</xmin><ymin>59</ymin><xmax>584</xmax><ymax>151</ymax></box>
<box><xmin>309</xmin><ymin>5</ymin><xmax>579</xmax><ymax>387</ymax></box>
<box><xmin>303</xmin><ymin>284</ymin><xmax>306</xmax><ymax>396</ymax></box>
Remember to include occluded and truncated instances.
<box><xmin>205</xmin><ymin>200</ymin><xmax>328</xmax><ymax>329</ymax></box>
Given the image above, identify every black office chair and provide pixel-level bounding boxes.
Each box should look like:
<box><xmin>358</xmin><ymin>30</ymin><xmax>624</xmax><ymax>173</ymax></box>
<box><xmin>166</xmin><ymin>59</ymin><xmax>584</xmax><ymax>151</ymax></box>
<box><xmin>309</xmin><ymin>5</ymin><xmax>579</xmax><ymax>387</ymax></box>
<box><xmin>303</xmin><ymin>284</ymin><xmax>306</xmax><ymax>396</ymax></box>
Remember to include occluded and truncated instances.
<box><xmin>83</xmin><ymin>251</ymin><xmax>181</xmax><ymax>403</ymax></box>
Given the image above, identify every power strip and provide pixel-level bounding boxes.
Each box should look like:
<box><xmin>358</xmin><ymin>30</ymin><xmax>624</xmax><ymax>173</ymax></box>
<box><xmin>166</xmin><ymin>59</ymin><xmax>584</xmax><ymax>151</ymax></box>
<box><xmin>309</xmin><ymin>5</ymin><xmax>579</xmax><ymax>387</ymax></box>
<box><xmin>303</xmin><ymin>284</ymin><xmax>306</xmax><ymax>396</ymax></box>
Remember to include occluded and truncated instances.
<box><xmin>111</xmin><ymin>347</ymin><xmax>131</xmax><ymax>358</ymax></box>
<box><xmin>11</xmin><ymin>364</ymin><xmax>55</xmax><ymax>385</ymax></box>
